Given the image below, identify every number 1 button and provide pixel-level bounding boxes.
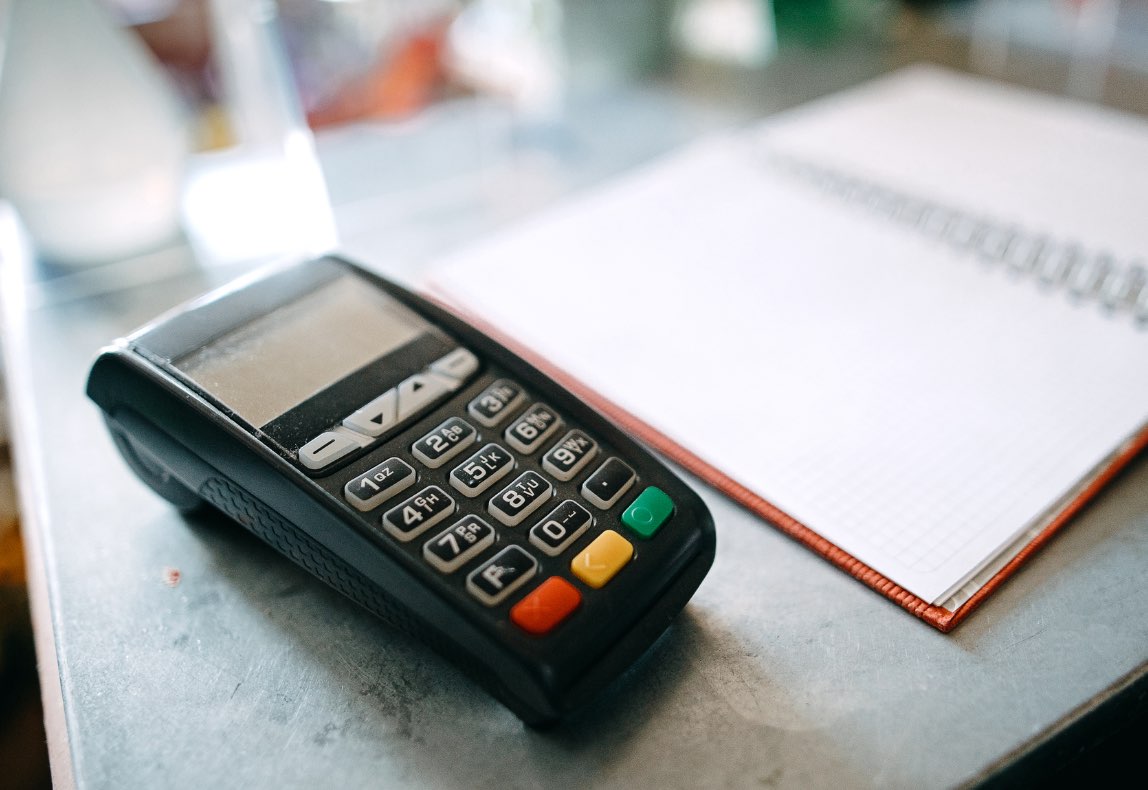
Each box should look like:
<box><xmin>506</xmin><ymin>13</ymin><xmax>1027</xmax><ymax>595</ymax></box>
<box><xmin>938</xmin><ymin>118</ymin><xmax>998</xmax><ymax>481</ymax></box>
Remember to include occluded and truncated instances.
<box><xmin>344</xmin><ymin>458</ymin><xmax>416</xmax><ymax>512</ymax></box>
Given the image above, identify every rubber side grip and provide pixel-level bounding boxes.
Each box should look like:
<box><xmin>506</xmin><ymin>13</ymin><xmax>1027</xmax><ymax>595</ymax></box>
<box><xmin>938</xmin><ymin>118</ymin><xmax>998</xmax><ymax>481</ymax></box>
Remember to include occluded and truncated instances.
<box><xmin>197</xmin><ymin>476</ymin><xmax>555</xmax><ymax>725</ymax></box>
<box><xmin>198</xmin><ymin>477</ymin><xmax>432</xmax><ymax>642</ymax></box>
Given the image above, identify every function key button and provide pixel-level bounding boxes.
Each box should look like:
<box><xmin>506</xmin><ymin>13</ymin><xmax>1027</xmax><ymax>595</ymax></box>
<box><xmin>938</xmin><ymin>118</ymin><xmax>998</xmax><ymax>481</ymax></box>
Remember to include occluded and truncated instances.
<box><xmin>450</xmin><ymin>443</ymin><xmax>515</xmax><ymax>497</ymax></box>
<box><xmin>429</xmin><ymin>348</ymin><xmax>480</xmax><ymax>384</ymax></box>
<box><xmin>466</xmin><ymin>546</ymin><xmax>538</xmax><ymax>606</ymax></box>
<box><xmin>342</xmin><ymin>388</ymin><xmax>398</xmax><ymax>437</ymax></box>
<box><xmin>504</xmin><ymin>404</ymin><xmax>563</xmax><ymax>454</ymax></box>
<box><xmin>382</xmin><ymin>485</ymin><xmax>456</xmax><ymax>542</ymax></box>
<box><xmin>580</xmin><ymin>457</ymin><xmax>636</xmax><ymax>510</ymax></box>
<box><xmin>423</xmin><ymin>515</ymin><xmax>496</xmax><ymax>574</ymax></box>
<box><xmin>488</xmin><ymin>471</ymin><xmax>553</xmax><ymax>527</ymax></box>
<box><xmin>298</xmin><ymin>430</ymin><xmax>361</xmax><ymax>470</ymax></box>
<box><xmin>571</xmin><ymin>530</ymin><xmax>633</xmax><ymax>589</ymax></box>
<box><xmin>541</xmin><ymin>430</ymin><xmax>599</xmax><ymax>481</ymax></box>
<box><xmin>411</xmin><ymin>417</ymin><xmax>477</xmax><ymax>469</ymax></box>
<box><xmin>344</xmin><ymin>457</ymin><xmax>416</xmax><ymax>512</ymax></box>
<box><xmin>467</xmin><ymin>380</ymin><xmax>525</xmax><ymax>427</ymax></box>
<box><xmin>529</xmin><ymin>500</ymin><xmax>593</xmax><ymax>557</ymax></box>
<box><xmin>622</xmin><ymin>486</ymin><xmax>675</xmax><ymax>539</ymax></box>
<box><xmin>511</xmin><ymin>577</ymin><xmax>582</xmax><ymax>636</ymax></box>
<box><xmin>396</xmin><ymin>373</ymin><xmax>452</xmax><ymax>422</ymax></box>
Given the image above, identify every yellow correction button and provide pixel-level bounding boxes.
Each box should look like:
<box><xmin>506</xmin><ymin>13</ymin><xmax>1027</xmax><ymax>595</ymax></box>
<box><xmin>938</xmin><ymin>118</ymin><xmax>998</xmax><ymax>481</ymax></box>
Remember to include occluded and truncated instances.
<box><xmin>570</xmin><ymin>530</ymin><xmax>634</xmax><ymax>589</ymax></box>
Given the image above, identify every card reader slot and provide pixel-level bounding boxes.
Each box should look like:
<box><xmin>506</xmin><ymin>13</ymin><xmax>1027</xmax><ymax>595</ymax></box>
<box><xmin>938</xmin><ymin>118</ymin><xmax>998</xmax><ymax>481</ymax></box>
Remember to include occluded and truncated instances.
<box><xmin>106</xmin><ymin>409</ymin><xmax>221</xmax><ymax>513</ymax></box>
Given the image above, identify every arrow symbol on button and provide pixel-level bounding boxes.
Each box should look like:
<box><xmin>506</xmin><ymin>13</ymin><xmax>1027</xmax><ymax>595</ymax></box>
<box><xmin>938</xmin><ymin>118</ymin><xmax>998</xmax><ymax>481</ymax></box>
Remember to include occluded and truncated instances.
<box><xmin>577</xmin><ymin>556</ymin><xmax>609</xmax><ymax>572</ymax></box>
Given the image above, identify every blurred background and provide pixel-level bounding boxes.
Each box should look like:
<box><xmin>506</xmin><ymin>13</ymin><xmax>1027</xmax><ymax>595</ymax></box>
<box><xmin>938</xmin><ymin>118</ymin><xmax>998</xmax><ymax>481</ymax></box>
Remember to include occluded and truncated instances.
<box><xmin>3</xmin><ymin>0</ymin><xmax>1148</xmax><ymax>277</ymax></box>
<box><xmin>1</xmin><ymin>0</ymin><xmax>1147</xmax><ymax>786</ymax></box>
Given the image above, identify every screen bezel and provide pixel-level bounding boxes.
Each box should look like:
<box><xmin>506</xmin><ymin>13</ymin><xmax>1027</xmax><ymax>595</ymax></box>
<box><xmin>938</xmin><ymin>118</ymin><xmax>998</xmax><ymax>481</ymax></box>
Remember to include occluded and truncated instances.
<box><xmin>130</xmin><ymin>258</ymin><xmax>457</xmax><ymax>452</ymax></box>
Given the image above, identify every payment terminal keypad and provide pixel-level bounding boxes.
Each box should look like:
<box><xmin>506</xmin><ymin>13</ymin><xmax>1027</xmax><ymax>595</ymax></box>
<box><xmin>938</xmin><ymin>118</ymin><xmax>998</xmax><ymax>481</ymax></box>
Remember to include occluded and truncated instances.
<box><xmin>309</xmin><ymin>346</ymin><xmax>679</xmax><ymax>636</ymax></box>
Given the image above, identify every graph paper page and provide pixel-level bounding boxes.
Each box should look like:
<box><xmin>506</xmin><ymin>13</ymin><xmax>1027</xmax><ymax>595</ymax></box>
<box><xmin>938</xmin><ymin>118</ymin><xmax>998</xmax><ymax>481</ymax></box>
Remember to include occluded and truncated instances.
<box><xmin>428</xmin><ymin>69</ymin><xmax>1148</xmax><ymax>604</ymax></box>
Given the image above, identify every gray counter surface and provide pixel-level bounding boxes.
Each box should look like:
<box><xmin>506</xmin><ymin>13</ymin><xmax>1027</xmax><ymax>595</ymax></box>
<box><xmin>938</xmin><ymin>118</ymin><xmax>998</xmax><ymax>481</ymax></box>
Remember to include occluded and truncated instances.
<box><xmin>4</xmin><ymin>71</ymin><xmax>1147</xmax><ymax>790</ymax></box>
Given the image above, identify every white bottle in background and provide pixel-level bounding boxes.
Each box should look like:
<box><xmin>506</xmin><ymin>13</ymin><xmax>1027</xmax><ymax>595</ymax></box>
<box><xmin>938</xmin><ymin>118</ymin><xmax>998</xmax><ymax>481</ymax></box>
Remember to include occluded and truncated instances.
<box><xmin>0</xmin><ymin>0</ymin><xmax>188</xmax><ymax>266</ymax></box>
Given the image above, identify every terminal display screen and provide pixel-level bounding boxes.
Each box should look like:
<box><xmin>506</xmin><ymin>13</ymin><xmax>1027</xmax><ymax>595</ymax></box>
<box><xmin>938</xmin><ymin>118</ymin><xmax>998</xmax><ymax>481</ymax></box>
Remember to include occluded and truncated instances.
<box><xmin>176</xmin><ymin>276</ymin><xmax>429</xmax><ymax>427</ymax></box>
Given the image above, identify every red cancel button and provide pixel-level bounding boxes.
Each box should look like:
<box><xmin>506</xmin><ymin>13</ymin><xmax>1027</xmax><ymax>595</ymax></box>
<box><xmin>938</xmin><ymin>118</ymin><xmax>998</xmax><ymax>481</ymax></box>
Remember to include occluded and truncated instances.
<box><xmin>510</xmin><ymin>577</ymin><xmax>582</xmax><ymax>636</ymax></box>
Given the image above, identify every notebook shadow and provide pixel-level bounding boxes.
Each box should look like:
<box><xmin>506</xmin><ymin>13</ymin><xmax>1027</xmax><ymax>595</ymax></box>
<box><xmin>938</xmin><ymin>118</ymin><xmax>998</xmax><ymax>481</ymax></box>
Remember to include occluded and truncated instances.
<box><xmin>948</xmin><ymin>452</ymin><xmax>1148</xmax><ymax>652</ymax></box>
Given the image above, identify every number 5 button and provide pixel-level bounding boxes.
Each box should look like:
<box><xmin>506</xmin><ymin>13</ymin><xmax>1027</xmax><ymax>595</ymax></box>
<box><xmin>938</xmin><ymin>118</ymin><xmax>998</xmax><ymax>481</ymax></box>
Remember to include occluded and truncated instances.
<box><xmin>450</xmin><ymin>443</ymin><xmax>515</xmax><ymax>497</ymax></box>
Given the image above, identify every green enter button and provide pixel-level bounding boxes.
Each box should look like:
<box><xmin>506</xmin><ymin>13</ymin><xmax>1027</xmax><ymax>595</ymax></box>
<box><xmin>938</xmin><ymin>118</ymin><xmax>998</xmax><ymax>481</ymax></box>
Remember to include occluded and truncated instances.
<box><xmin>622</xmin><ymin>486</ymin><xmax>674</xmax><ymax>538</ymax></box>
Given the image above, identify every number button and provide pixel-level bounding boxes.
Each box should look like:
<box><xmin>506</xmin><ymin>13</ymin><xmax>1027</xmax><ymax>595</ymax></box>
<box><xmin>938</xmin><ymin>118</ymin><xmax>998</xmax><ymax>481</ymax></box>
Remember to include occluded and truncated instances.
<box><xmin>487</xmin><ymin>471</ymin><xmax>553</xmax><ymax>527</ymax></box>
<box><xmin>504</xmin><ymin>403</ymin><xmax>563</xmax><ymax>454</ymax></box>
<box><xmin>382</xmin><ymin>485</ymin><xmax>456</xmax><ymax>542</ymax></box>
<box><xmin>467</xmin><ymin>380</ymin><xmax>525</xmax><ymax>427</ymax></box>
<box><xmin>580</xmin><ymin>457</ymin><xmax>636</xmax><ymax>510</ymax></box>
<box><xmin>529</xmin><ymin>500</ymin><xmax>593</xmax><ymax>557</ymax></box>
<box><xmin>423</xmin><ymin>515</ymin><xmax>496</xmax><ymax>574</ymax></box>
<box><xmin>449</xmin><ymin>443</ymin><xmax>515</xmax><ymax>497</ymax></box>
<box><xmin>411</xmin><ymin>417</ymin><xmax>477</xmax><ymax>469</ymax></box>
<box><xmin>466</xmin><ymin>546</ymin><xmax>538</xmax><ymax>606</ymax></box>
<box><xmin>541</xmin><ymin>430</ymin><xmax>599</xmax><ymax>481</ymax></box>
<box><xmin>343</xmin><ymin>457</ymin><xmax>416</xmax><ymax>512</ymax></box>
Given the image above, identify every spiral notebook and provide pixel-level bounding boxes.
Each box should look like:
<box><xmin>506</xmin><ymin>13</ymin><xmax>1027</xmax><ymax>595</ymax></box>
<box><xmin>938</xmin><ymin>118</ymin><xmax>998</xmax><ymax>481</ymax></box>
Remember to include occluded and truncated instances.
<box><xmin>425</xmin><ymin>66</ymin><xmax>1148</xmax><ymax>631</ymax></box>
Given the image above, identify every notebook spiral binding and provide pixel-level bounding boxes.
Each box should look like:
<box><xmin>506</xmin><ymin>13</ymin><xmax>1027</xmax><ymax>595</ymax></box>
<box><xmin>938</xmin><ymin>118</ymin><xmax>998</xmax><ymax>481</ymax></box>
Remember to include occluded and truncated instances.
<box><xmin>763</xmin><ymin>152</ymin><xmax>1148</xmax><ymax>327</ymax></box>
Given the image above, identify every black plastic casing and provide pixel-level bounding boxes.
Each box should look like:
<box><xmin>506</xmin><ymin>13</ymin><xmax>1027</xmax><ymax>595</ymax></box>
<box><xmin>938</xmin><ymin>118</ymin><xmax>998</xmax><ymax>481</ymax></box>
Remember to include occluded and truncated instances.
<box><xmin>85</xmin><ymin>255</ymin><xmax>716</xmax><ymax>726</ymax></box>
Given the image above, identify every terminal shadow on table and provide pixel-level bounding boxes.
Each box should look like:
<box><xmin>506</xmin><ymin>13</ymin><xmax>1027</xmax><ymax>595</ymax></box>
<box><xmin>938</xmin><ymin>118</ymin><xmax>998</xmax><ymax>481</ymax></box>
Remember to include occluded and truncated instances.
<box><xmin>182</xmin><ymin>505</ymin><xmax>701</xmax><ymax>720</ymax></box>
<box><xmin>170</xmin><ymin>503</ymin><xmax>851</xmax><ymax>787</ymax></box>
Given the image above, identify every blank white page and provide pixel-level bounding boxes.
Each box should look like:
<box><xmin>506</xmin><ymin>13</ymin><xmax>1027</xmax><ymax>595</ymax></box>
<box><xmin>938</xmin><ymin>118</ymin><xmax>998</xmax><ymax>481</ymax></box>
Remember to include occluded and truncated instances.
<box><xmin>427</xmin><ymin>70</ymin><xmax>1148</xmax><ymax>605</ymax></box>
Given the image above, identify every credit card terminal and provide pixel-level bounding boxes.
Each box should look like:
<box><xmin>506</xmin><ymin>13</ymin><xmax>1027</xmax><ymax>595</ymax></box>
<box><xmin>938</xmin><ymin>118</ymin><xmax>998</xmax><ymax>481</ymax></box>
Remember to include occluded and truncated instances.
<box><xmin>86</xmin><ymin>255</ymin><xmax>715</xmax><ymax>725</ymax></box>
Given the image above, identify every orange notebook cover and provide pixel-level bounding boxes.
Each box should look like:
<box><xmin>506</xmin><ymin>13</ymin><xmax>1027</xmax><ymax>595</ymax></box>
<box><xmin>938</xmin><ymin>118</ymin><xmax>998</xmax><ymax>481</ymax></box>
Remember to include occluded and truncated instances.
<box><xmin>425</xmin><ymin>67</ymin><xmax>1148</xmax><ymax>631</ymax></box>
